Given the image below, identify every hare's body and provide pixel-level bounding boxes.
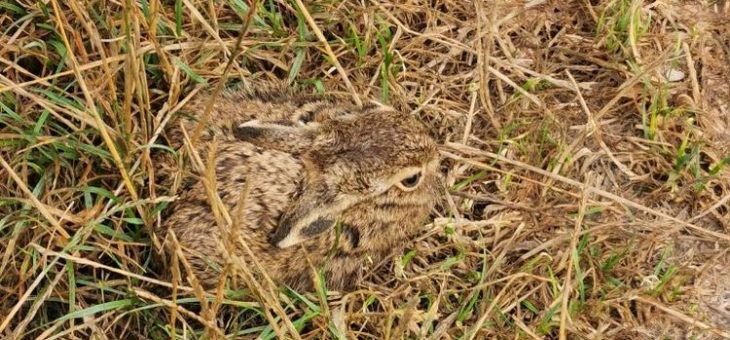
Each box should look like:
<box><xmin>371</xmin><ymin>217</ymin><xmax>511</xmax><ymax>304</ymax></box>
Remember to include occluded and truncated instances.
<box><xmin>159</xmin><ymin>85</ymin><xmax>439</xmax><ymax>291</ymax></box>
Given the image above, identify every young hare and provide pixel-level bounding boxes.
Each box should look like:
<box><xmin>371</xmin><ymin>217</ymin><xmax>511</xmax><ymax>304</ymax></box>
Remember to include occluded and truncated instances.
<box><xmin>159</xmin><ymin>86</ymin><xmax>440</xmax><ymax>291</ymax></box>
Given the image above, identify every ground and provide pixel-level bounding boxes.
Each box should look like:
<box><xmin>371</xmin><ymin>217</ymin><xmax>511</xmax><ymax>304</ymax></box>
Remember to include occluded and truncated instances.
<box><xmin>0</xmin><ymin>0</ymin><xmax>729</xmax><ymax>339</ymax></box>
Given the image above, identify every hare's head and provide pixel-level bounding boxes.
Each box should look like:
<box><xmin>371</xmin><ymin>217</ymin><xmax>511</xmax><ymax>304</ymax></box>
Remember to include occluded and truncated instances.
<box><xmin>234</xmin><ymin>102</ymin><xmax>439</xmax><ymax>248</ymax></box>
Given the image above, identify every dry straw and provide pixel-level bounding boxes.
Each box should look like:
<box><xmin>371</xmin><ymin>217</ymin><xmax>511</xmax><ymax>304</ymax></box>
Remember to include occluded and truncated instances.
<box><xmin>0</xmin><ymin>0</ymin><xmax>729</xmax><ymax>339</ymax></box>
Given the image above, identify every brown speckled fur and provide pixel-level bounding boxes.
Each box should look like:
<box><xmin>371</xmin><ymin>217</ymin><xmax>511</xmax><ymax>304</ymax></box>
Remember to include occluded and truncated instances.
<box><xmin>157</xmin><ymin>84</ymin><xmax>440</xmax><ymax>291</ymax></box>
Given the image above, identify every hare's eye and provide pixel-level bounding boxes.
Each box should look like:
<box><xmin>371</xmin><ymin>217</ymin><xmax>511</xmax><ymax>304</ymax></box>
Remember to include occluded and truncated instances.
<box><xmin>299</xmin><ymin>110</ymin><xmax>315</xmax><ymax>124</ymax></box>
<box><xmin>400</xmin><ymin>172</ymin><xmax>422</xmax><ymax>189</ymax></box>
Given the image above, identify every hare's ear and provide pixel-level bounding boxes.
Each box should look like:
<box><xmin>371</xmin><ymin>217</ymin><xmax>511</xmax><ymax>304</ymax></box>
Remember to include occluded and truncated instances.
<box><xmin>268</xmin><ymin>179</ymin><xmax>358</xmax><ymax>248</ymax></box>
<box><xmin>234</xmin><ymin>120</ymin><xmax>317</xmax><ymax>154</ymax></box>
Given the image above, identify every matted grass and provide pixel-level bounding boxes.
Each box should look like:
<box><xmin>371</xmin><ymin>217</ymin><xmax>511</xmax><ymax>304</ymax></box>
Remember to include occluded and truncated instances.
<box><xmin>1</xmin><ymin>0</ymin><xmax>729</xmax><ymax>339</ymax></box>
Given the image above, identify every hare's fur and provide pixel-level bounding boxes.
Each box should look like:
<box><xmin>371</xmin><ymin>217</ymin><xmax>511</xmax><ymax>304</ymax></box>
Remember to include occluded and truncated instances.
<box><xmin>158</xmin><ymin>84</ymin><xmax>439</xmax><ymax>291</ymax></box>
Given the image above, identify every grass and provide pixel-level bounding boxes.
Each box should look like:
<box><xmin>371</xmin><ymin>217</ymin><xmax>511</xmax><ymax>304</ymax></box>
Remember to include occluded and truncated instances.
<box><xmin>1</xmin><ymin>0</ymin><xmax>730</xmax><ymax>339</ymax></box>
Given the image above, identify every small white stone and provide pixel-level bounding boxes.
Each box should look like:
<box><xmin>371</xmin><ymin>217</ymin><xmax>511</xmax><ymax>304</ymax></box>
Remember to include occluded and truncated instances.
<box><xmin>665</xmin><ymin>68</ymin><xmax>685</xmax><ymax>82</ymax></box>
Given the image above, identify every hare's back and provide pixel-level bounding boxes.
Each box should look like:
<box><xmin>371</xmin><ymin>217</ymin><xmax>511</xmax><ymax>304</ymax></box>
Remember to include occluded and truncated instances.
<box><xmin>161</xmin><ymin>142</ymin><xmax>303</xmax><ymax>261</ymax></box>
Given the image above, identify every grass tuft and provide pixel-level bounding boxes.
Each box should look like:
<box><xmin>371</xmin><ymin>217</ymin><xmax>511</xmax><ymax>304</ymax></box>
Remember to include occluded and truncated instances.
<box><xmin>1</xmin><ymin>0</ymin><xmax>729</xmax><ymax>338</ymax></box>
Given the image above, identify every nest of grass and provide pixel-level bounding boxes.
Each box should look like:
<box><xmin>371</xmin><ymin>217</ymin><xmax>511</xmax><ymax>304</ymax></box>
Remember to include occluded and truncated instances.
<box><xmin>1</xmin><ymin>0</ymin><xmax>729</xmax><ymax>338</ymax></box>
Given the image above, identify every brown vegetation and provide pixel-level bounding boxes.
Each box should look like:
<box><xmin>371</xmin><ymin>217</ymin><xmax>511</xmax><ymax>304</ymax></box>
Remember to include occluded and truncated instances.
<box><xmin>0</xmin><ymin>0</ymin><xmax>729</xmax><ymax>338</ymax></box>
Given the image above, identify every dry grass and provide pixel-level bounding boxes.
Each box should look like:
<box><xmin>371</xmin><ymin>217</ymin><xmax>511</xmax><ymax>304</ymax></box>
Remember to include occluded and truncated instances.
<box><xmin>1</xmin><ymin>0</ymin><xmax>730</xmax><ymax>338</ymax></box>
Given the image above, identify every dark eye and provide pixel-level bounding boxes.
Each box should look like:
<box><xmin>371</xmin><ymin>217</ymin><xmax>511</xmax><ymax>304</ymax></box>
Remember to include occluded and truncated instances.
<box><xmin>299</xmin><ymin>110</ymin><xmax>315</xmax><ymax>124</ymax></box>
<box><xmin>400</xmin><ymin>172</ymin><xmax>422</xmax><ymax>188</ymax></box>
